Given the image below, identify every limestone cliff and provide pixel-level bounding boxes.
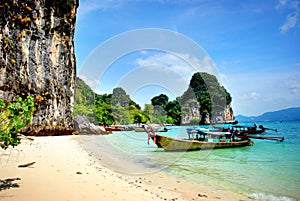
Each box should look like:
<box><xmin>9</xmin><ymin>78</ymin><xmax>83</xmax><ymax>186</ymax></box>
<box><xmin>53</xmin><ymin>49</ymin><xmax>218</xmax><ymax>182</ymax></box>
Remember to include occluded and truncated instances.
<box><xmin>181</xmin><ymin>99</ymin><xmax>201</xmax><ymax>124</ymax></box>
<box><xmin>0</xmin><ymin>0</ymin><xmax>79</xmax><ymax>135</ymax></box>
<box><xmin>179</xmin><ymin>72</ymin><xmax>234</xmax><ymax>125</ymax></box>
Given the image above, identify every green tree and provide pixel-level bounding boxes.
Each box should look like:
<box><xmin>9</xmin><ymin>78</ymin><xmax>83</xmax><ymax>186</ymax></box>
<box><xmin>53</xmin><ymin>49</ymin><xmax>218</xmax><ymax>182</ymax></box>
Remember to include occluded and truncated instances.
<box><xmin>128</xmin><ymin>104</ymin><xmax>149</xmax><ymax>123</ymax></box>
<box><xmin>147</xmin><ymin>94</ymin><xmax>182</xmax><ymax>125</ymax></box>
<box><xmin>129</xmin><ymin>100</ymin><xmax>141</xmax><ymax>110</ymax></box>
<box><xmin>94</xmin><ymin>93</ymin><xmax>114</xmax><ymax>125</ymax></box>
<box><xmin>165</xmin><ymin>100</ymin><xmax>181</xmax><ymax>125</ymax></box>
<box><xmin>151</xmin><ymin>94</ymin><xmax>169</xmax><ymax>106</ymax></box>
<box><xmin>0</xmin><ymin>96</ymin><xmax>34</xmax><ymax>149</ymax></box>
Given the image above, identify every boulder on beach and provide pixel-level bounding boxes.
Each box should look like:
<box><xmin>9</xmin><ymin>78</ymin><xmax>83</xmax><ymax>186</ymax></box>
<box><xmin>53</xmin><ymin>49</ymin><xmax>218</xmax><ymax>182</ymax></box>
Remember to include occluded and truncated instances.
<box><xmin>74</xmin><ymin>116</ymin><xmax>111</xmax><ymax>135</ymax></box>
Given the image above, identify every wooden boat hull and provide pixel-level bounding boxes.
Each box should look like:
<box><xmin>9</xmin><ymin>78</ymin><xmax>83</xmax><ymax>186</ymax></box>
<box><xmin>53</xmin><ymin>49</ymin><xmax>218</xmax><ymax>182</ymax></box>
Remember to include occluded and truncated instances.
<box><xmin>237</xmin><ymin>129</ymin><xmax>265</xmax><ymax>135</ymax></box>
<box><xmin>150</xmin><ymin>134</ymin><xmax>162</xmax><ymax>148</ymax></box>
<box><xmin>152</xmin><ymin>134</ymin><xmax>253</xmax><ymax>151</ymax></box>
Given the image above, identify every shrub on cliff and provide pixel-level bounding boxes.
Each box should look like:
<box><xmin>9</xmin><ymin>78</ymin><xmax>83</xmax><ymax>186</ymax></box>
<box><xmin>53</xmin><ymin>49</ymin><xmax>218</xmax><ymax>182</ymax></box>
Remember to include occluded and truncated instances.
<box><xmin>0</xmin><ymin>96</ymin><xmax>34</xmax><ymax>149</ymax></box>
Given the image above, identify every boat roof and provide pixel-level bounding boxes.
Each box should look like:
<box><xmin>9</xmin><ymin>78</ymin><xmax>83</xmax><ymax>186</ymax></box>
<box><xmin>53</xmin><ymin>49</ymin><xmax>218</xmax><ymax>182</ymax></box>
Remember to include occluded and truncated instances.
<box><xmin>205</xmin><ymin>131</ymin><xmax>231</xmax><ymax>135</ymax></box>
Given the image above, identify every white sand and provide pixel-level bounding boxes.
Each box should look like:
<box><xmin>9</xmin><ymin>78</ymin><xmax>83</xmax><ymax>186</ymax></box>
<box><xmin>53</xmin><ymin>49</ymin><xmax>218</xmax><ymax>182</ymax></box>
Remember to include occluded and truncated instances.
<box><xmin>0</xmin><ymin>135</ymin><xmax>251</xmax><ymax>201</ymax></box>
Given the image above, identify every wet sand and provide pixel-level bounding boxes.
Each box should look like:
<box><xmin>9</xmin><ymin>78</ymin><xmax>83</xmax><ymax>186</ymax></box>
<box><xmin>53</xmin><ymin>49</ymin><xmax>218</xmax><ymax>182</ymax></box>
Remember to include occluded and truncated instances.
<box><xmin>0</xmin><ymin>135</ymin><xmax>251</xmax><ymax>201</ymax></box>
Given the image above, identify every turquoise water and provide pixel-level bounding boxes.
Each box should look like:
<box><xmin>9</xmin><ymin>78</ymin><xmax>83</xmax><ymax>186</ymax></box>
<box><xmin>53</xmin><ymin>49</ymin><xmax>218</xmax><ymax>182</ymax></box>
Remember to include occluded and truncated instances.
<box><xmin>80</xmin><ymin>121</ymin><xmax>300</xmax><ymax>200</ymax></box>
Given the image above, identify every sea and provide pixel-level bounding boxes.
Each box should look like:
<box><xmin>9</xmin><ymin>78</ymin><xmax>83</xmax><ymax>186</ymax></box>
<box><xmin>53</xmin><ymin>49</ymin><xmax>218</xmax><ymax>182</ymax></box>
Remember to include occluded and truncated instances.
<box><xmin>79</xmin><ymin>121</ymin><xmax>300</xmax><ymax>201</ymax></box>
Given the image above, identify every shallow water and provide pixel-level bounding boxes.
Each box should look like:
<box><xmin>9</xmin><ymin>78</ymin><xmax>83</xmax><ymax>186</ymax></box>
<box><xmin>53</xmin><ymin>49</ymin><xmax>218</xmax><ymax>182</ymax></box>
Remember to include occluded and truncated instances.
<box><xmin>80</xmin><ymin>121</ymin><xmax>300</xmax><ymax>200</ymax></box>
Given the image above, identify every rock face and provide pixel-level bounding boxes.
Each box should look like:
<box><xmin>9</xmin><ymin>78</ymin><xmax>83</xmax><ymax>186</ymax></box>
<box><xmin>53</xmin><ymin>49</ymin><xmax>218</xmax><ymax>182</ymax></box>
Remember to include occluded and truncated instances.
<box><xmin>207</xmin><ymin>104</ymin><xmax>234</xmax><ymax>124</ymax></box>
<box><xmin>181</xmin><ymin>101</ymin><xmax>234</xmax><ymax>125</ymax></box>
<box><xmin>181</xmin><ymin>100</ymin><xmax>201</xmax><ymax>124</ymax></box>
<box><xmin>0</xmin><ymin>0</ymin><xmax>79</xmax><ymax>135</ymax></box>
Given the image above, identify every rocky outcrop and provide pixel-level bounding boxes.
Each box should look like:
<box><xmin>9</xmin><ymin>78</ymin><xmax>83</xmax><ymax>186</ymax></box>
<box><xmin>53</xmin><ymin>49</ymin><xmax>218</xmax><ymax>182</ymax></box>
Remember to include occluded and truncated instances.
<box><xmin>180</xmin><ymin>72</ymin><xmax>234</xmax><ymax>125</ymax></box>
<box><xmin>0</xmin><ymin>0</ymin><xmax>79</xmax><ymax>135</ymax></box>
<box><xmin>74</xmin><ymin>116</ymin><xmax>111</xmax><ymax>135</ymax></box>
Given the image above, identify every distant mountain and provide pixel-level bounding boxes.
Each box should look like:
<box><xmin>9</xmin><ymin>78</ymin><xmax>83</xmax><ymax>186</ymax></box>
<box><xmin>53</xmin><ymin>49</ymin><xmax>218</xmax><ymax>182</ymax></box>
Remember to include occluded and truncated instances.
<box><xmin>235</xmin><ymin>107</ymin><xmax>300</xmax><ymax>122</ymax></box>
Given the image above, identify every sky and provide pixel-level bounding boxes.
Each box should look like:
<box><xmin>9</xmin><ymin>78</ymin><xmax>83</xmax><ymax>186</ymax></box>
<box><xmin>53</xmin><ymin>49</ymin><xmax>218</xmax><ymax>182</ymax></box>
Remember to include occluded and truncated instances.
<box><xmin>74</xmin><ymin>0</ymin><xmax>300</xmax><ymax>116</ymax></box>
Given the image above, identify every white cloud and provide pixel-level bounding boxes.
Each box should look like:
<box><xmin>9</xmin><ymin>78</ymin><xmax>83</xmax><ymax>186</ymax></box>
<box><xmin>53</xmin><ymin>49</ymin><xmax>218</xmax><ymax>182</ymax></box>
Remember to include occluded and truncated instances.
<box><xmin>276</xmin><ymin>0</ymin><xmax>300</xmax><ymax>33</ymax></box>
<box><xmin>276</xmin><ymin>0</ymin><xmax>288</xmax><ymax>10</ymax></box>
<box><xmin>135</xmin><ymin>53</ymin><xmax>196</xmax><ymax>83</ymax></box>
<box><xmin>280</xmin><ymin>12</ymin><xmax>299</xmax><ymax>33</ymax></box>
<box><xmin>134</xmin><ymin>52</ymin><xmax>220</xmax><ymax>84</ymax></box>
<box><xmin>251</xmin><ymin>92</ymin><xmax>260</xmax><ymax>99</ymax></box>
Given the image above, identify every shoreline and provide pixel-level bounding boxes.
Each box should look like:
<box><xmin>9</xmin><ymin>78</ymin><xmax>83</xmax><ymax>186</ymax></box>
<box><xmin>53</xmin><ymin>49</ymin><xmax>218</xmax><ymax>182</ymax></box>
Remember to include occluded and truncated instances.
<box><xmin>0</xmin><ymin>135</ymin><xmax>251</xmax><ymax>201</ymax></box>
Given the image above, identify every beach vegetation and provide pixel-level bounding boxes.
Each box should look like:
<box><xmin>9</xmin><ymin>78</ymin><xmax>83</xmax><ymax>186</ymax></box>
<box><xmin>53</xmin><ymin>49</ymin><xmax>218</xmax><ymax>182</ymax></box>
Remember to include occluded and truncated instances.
<box><xmin>0</xmin><ymin>96</ymin><xmax>34</xmax><ymax>149</ymax></box>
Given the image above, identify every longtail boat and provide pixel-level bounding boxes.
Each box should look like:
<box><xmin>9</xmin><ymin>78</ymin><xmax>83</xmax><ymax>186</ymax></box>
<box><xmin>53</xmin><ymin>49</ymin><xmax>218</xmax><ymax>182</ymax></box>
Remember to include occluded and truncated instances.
<box><xmin>217</xmin><ymin>125</ymin><xmax>266</xmax><ymax>135</ymax></box>
<box><xmin>146</xmin><ymin>126</ymin><xmax>253</xmax><ymax>151</ymax></box>
<box><xmin>231</xmin><ymin>125</ymin><xmax>266</xmax><ymax>135</ymax></box>
<box><xmin>151</xmin><ymin>134</ymin><xmax>253</xmax><ymax>151</ymax></box>
<box><xmin>136</xmin><ymin>126</ymin><xmax>168</xmax><ymax>132</ymax></box>
<box><xmin>105</xmin><ymin>125</ymin><xmax>133</xmax><ymax>131</ymax></box>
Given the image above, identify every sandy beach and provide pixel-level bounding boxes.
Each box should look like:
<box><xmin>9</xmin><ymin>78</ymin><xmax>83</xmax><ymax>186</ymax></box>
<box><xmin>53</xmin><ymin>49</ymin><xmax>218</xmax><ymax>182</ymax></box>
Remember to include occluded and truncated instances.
<box><xmin>0</xmin><ymin>135</ymin><xmax>251</xmax><ymax>201</ymax></box>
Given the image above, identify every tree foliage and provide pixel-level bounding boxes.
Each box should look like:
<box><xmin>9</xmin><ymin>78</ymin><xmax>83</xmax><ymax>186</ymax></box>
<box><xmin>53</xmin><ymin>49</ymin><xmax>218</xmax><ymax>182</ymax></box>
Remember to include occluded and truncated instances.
<box><xmin>94</xmin><ymin>93</ymin><xmax>114</xmax><ymax>125</ymax></box>
<box><xmin>0</xmin><ymin>96</ymin><xmax>34</xmax><ymax>149</ymax></box>
<box><xmin>73</xmin><ymin>77</ymin><xmax>98</xmax><ymax>123</ymax></box>
<box><xmin>94</xmin><ymin>90</ymin><xmax>149</xmax><ymax>125</ymax></box>
<box><xmin>151</xmin><ymin>94</ymin><xmax>169</xmax><ymax>106</ymax></box>
<box><xmin>165</xmin><ymin>100</ymin><xmax>181</xmax><ymax>125</ymax></box>
<box><xmin>146</xmin><ymin>94</ymin><xmax>181</xmax><ymax>125</ymax></box>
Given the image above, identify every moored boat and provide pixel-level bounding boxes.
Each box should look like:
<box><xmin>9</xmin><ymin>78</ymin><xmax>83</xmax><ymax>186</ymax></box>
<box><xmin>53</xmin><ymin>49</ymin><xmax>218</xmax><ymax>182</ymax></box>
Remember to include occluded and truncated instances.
<box><xmin>231</xmin><ymin>125</ymin><xmax>266</xmax><ymax>135</ymax></box>
<box><xmin>139</xmin><ymin>125</ymin><xmax>169</xmax><ymax>133</ymax></box>
<box><xmin>105</xmin><ymin>125</ymin><xmax>133</xmax><ymax>131</ymax></box>
<box><xmin>217</xmin><ymin>124</ymin><xmax>266</xmax><ymax>135</ymax></box>
<box><xmin>146</xmin><ymin>125</ymin><xmax>253</xmax><ymax>151</ymax></box>
<box><xmin>151</xmin><ymin>133</ymin><xmax>253</xmax><ymax>151</ymax></box>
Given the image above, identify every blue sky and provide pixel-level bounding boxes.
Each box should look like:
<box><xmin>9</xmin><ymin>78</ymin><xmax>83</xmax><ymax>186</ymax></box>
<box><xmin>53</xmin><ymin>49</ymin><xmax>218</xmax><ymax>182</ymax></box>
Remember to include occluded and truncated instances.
<box><xmin>75</xmin><ymin>0</ymin><xmax>300</xmax><ymax>116</ymax></box>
